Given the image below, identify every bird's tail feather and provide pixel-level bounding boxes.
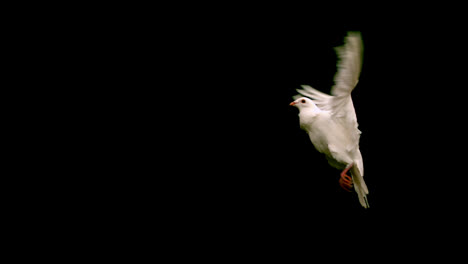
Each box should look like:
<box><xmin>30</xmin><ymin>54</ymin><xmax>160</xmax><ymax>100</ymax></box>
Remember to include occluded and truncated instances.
<box><xmin>351</xmin><ymin>165</ymin><xmax>369</xmax><ymax>208</ymax></box>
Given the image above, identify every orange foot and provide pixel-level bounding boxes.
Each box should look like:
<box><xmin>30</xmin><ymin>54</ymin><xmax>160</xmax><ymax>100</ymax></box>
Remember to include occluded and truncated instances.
<box><xmin>339</xmin><ymin>163</ymin><xmax>354</xmax><ymax>192</ymax></box>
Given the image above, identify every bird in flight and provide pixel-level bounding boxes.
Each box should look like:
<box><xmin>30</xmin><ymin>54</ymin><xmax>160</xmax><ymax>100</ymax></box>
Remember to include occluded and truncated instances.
<box><xmin>290</xmin><ymin>32</ymin><xmax>369</xmax><ymax>208</ymax></box>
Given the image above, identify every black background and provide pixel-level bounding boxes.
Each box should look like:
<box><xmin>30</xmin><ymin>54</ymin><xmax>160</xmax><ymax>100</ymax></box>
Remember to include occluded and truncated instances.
<box><xmin>115</xmin><ymin>18</ymin><xmax>460</xmax><ymax>215</ymax></box>
<box><xmin>41</xmin><ymin>7</ymin><xmax>466</xmax><ymax>253</ymax></box>
<box><xmin>109</xmin><ymin>15</ymin><xmax>466</xmax><ymax>237</ymax></box>
<box><xmin>8</xmin><ymin>4</ymin><xmax>468</xmax><ymax>260</ymax></box>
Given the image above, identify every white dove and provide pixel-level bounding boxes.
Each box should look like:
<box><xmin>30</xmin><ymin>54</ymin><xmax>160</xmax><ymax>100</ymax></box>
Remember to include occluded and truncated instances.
<box><xmin>290</xmin><ymin>32</ymin><xmax>369</xmax><ymax>208</ymax></box>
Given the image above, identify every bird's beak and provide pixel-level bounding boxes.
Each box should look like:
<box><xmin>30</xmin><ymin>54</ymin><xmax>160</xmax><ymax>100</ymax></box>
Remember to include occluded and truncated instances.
<box><xmin>289</xmin><ymin>101</ymin><xmax>296</xmax><ymax>106</ymax></box>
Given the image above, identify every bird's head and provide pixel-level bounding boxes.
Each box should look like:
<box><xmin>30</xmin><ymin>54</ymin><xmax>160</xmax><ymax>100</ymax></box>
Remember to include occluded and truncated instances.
<box><xmin>289</xmin><ymin>97</ymin><xmax>318</xmax><ymax>111</ymax></box>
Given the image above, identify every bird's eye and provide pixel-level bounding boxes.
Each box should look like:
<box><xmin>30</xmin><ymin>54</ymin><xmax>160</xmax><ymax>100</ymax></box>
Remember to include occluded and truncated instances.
<box><xmin>301</xmin><ymin>99</ymin><xmax>306</xmax><ymax>104</ymax></box>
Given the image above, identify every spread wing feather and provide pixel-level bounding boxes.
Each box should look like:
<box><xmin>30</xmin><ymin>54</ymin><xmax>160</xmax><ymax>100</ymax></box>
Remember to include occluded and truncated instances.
<box><xmin>332</xmin><ymin>32</ymin><xmax>363</xmax><ymax>97</ymax></box>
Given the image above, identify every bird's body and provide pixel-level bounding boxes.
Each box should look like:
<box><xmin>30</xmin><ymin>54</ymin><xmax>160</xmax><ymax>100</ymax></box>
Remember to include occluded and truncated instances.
<box><xmin>290</xmin><ymin>32</ymin><xmax>369</xmax><ymax>208</ymax></box>
<box><xmin>302</xmin><ymin>111</ymin><xmax>353</xmax><ymax>167</ymax></box>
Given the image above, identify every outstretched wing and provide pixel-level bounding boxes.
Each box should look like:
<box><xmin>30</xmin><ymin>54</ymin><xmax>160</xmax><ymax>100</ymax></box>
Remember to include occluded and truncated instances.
<box><xmin>295</xmin><ymin>32</ymin><xmax>363</xmax><ymax>148</ymax></box>
<box><xmin>332</xmin><ymin>32</ymin><xmax>363</xmax><ymax>100</ymax></box>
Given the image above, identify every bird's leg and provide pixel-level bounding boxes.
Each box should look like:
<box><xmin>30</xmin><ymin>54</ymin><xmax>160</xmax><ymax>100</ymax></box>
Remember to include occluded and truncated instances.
<box><xmin>339</xmin><ymin>163</ymin><xmax>354</xmax><ymax>192</ymax></box>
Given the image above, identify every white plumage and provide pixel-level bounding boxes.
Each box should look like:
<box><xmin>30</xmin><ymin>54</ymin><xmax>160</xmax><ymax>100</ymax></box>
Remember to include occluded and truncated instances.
<box><xmin>290</xmin><ymin>32</ymin><xmax>369</xmax><ymax>208</ymax></box>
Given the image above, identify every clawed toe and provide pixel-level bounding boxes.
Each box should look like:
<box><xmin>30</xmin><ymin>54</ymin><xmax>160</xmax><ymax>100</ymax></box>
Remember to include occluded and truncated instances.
<box><xmin>339</xmin><ymin>163</ymin><xmax>354</xmax><ymax>192</ymax></box>
<box><xmin>339</xmin><ymin>174</ymin><xmax>353</xmax><ymax>192</ymax></box>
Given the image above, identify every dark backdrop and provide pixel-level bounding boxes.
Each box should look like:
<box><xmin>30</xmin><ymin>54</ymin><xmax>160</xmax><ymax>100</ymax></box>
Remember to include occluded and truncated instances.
<box><xmin>82</xmin><ymin>13</ymin><xmax>466</xmax><ymax>246</ymax></box>
<box><xmin>19</xmin><ymin>4</ymin><xmax>468</xmax><ymax>258</ymax></box>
